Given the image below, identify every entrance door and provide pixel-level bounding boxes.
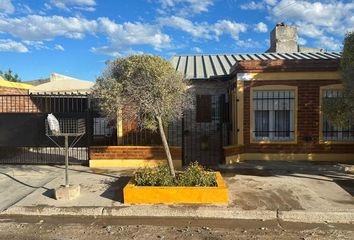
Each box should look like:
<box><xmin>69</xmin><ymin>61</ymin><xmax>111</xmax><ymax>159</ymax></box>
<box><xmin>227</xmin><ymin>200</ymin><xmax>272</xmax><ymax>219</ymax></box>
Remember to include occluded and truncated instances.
<box><xmin>182</xmin><ymin>94</ymin><xmax>229</xmax><ymax>167</ymax></box>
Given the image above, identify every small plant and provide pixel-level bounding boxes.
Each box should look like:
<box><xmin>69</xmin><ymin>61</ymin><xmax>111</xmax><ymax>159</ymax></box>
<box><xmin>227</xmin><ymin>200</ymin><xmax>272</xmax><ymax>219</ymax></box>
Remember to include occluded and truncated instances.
<box><xmin>134</xmin><ymin>165</ymin><xmax>174</xmax><ymax>186</ymax></box>
<box><xmin>178</xmin><ymin>162</ymin><xmax>217</xmax><ymax>187</ymax></box>
<box><xmin>133</xmin><ymin>162</ymin><xmax>217</xmax><ymax>187</ymax></box>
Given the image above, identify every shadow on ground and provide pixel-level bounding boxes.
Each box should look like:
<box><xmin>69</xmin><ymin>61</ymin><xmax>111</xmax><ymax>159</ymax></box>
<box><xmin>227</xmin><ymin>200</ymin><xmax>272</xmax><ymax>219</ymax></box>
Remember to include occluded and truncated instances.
<box><xmin>100</xmin><ymin>176</ymin><xmax>131</xmax><ymax>203</ymax></box>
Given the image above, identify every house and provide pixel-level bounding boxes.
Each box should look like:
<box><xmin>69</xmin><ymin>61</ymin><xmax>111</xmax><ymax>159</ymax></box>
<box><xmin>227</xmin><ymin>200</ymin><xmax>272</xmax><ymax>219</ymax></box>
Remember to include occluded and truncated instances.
<box><xmin>90</xmin><ymin>23</ymin><xmax>353</xmax><ymax>168</ymax></box>
<box><xmin>170</xmin><ymin>23</ymin><xmax>352</xmax><ymax>164</ymax></box>
<box><xmin>28</xmin><ymin>73</ymin><xmax>94</xmax><ymax>94</ymax></box>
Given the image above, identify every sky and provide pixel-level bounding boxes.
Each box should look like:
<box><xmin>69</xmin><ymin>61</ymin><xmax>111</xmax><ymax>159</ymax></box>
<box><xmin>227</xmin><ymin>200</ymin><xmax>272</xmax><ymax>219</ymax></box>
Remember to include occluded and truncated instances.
<box><xmin>0</xmin><ymin>0</ymin><xmax>353</xmax><ymax>81</ymax></box>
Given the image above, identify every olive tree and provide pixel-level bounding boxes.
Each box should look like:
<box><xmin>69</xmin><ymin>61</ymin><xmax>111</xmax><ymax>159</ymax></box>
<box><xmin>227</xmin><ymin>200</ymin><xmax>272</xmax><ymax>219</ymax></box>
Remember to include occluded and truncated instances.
<box><xmin>92</xmin><ymin>55</ymin><xmax>191</xmax><ymax>178</ymax></box>
<box><xmin>322</xmin><ymin>32</ymin><xmax>354</xmax><ymax>127</ymax></box>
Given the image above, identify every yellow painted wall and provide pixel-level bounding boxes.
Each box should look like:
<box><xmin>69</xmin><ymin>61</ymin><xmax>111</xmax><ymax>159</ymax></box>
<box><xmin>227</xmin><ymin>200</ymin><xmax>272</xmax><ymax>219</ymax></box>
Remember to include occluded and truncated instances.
<box><xmin>225</xmin><ymin>153</ymin><xmax>354</xmax><ymax>163</ymax></box>
<box><xmin>89</xmin><ymin>159</ymin><xmax>182</xmax><ymax>168</ymax></box>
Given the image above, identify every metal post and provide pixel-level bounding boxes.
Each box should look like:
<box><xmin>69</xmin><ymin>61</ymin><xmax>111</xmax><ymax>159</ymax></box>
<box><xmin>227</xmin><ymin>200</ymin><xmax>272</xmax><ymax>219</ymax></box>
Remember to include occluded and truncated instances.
<box><xmin>65</xmin><ymin>135</ymin><xmax>69</xmax><ymax>187</ymax></box>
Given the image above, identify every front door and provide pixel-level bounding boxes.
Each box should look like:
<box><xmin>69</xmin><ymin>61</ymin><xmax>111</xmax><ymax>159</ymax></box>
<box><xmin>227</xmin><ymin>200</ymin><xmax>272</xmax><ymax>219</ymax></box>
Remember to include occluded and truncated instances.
<box><xmin>182</xmin><ymin>94</ymin><xmax>229</xmax><ymax>167</ymax></box>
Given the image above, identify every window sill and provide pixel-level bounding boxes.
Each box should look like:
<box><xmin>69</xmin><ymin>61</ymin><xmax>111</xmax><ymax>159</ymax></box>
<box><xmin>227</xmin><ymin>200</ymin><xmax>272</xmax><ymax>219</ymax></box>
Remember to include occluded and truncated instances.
<box><xmin>319</xmin><ymin>140</ymin><xmax>354</xmax><ymax>145</ymax></box>
<box><xmin>251</xmin><ymin>139</ymin><xmax>297</xmax><ymax>144</ymax></box>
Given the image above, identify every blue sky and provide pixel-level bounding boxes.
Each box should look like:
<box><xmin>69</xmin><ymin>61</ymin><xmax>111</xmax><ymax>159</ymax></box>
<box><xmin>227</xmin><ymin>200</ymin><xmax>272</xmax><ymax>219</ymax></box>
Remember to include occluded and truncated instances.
<box><xmin>0</xmin><ymin>0</ymin><xmax>353</xmax><ymax>81</ymax></box>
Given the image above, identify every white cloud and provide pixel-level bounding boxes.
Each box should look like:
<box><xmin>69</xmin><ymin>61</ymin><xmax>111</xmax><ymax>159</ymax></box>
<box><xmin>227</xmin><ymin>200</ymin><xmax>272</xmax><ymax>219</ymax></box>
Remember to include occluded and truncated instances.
<box><xmin>0</xmin><ymin>15</ymin><xmax>97</xmax><ymax>41</ymax></box>
<box><xmin>242</xmin><ymin>0</ymin><xmax>354</xmax><ymax>51</ymax></box>
<box><xmin>158</xmin><ymin>0</ymin><xmax>213</xmax><ymax>16</ymax></box>
<box><xmin>236</xmin><ymin>38</ymin><xmax>262</xmax><ymax>49</ymax></box>
<box><xmin>54</xmin><ymin>44</ymin><xmax>64</xmax><ymax>51</ymax></box>
<box><xmin>298</xmin><ymin>37</ymin><xmax>307</xmax><ymax>45</ymax></box>
<box><xmin>92</xmin><ymin>17</ymin><xmax>171</xmax><ymax>56</ymax></box>
<box><xmin>240</xmin><ymin>1</ymin><xmax>264</xmax><ymax>10</ymax></box>
<box><xmin>23</xmin><ymin>40</ymin><xmax>48</xmax><ymax>50</ymax></box>
<box><xmin>160</xmin><ymin>16</ymin><xmax>247</xmax><ymax>41</ymax></box>
<box><xmin>254</xmin><ymin>22</ymin><xmax>268</xmax><ymax>33</ymax></box>
<box><xmin>191</xmin><ymin>46</ymin><xmax>202</xmax><ymax>53</ymax></box>
<box><xmin>0</xmin><ymin>0</ymin><xmax>14</xmax><ymax>14</ymax></box>
<box><xmin>0</xmin><ymin>39</ymin><xmax>28</xmax><ymax>52</ymax></box>
<box><xmin>269</xmin><ymin>0</ymin><xmax>354</xmax><ymax>36</ymax></box>
<box><xmin>316</xmin><ymin>35</ymin><xmax>341</xmax><ymax>51</ymax></box>
<box><xmin>264</xmin><ymin>0</ymin><xmax>277</xmax><ymax>6</ymax></box>
<box><xmin>160</xmin><ymin>16</ymin><xmax>210</xmax><ymax>39</ymax></box>
<box><xmin>50</xmin><ymin>0</ymin><xmax>96</xmax><ymax>11</ymax></box>
<box><xmin>213</xmin><ymin>20</ymin><xmax>247</xmax><ymax>40</ymax></box>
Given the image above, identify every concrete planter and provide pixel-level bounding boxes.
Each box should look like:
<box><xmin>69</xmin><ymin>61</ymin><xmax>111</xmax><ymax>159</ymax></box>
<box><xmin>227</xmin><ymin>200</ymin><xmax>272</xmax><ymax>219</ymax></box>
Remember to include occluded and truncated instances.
<box><xmin>123</xmin><ymin>172</ymin><xmax>228</xmax><ymax>204</ymax></box>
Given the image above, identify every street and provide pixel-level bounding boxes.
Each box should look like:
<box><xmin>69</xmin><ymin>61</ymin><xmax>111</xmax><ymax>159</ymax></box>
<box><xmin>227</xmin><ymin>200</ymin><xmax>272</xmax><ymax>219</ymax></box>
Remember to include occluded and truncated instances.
<box><xmin>0</xmin><ymin>216</ymin><xmax>353</xmax><ymax>240</ymax></box>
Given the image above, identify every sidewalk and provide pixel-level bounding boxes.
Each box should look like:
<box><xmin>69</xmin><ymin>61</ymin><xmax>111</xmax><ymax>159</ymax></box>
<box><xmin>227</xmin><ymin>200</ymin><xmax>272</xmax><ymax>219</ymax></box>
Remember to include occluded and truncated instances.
<box><xmin>0</xmin><ymin>163</ymin><xmax>353</xmax><ymax>224</ymax></box>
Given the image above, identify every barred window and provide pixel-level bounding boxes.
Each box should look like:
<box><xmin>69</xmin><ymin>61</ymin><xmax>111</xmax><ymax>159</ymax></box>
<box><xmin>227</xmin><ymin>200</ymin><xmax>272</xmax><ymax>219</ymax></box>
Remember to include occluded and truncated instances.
<box><xmin>323</xmin><ymin>90</ymin><xmax>354</xmax><ymax>141</ymax></box>
<box><xmin>252</xmin><ymin>90</ymin><xmax>295</xmax><ymax>141</ymax></box>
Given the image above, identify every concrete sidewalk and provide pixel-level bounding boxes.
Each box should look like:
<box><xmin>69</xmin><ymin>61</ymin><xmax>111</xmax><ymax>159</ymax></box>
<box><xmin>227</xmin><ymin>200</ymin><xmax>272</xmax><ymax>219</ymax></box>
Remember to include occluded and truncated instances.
<box><xmin>0</xmin><ymin>163</ymin><xmax>353</xmax><ymax>224</ymax></box>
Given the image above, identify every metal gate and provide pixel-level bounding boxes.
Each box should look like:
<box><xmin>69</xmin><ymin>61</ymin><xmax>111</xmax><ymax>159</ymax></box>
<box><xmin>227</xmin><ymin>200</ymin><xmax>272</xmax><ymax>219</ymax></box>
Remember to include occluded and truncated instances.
<box><xmin>182</xmin><ymin>94</ymin><xmax>229</xmax><ymax>167</ymax></box>
<box><xmin>0</xmin><ymin>94</ymin><xmax>91</xmax><ymax>165</ymax></box>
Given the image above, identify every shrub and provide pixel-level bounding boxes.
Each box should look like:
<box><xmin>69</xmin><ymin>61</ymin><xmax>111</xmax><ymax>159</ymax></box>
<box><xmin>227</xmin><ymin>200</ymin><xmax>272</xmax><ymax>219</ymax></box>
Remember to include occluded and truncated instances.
<box><xmin>178</xmin><ymin>162</ymin><xmax>217</xmax><ymax>187</ymax></box>
<box><xmin>133</xmin><ymin>162</ymin><xmax>217</xmax><ymax>187</ymax></box>
<box><xmin>134</xmin><ymin>165</ymin><xmax>174</xmax><ymax>186</ymax></box>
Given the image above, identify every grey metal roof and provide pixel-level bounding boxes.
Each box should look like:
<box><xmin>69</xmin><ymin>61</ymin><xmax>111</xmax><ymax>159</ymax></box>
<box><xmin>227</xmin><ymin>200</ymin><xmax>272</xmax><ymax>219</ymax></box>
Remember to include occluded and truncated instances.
<box><xmin>170</xmin><ymin>52</ymin><xmax>341</xmax><ymax>80</ymax></box>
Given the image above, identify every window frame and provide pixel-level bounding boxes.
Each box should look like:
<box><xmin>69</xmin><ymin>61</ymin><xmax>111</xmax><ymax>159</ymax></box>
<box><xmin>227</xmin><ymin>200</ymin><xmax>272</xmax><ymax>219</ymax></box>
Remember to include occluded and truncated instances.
<box><xmin>319</xmin><ymin>84</ymin><xmax>354</xmax><ymax>144</ymax></box>
<box><xmin>250</xmin><ymin>85</ymin><xmax>298</xmax><ymax>144</ymax></box>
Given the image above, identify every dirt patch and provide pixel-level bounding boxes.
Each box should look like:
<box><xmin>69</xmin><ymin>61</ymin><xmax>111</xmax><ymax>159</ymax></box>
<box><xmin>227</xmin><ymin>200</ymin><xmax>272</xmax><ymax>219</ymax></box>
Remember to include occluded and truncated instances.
<box><xmin>0</xmin><ymin>216</ymin><xmax>353</xmax><ymax>240</ymax></box>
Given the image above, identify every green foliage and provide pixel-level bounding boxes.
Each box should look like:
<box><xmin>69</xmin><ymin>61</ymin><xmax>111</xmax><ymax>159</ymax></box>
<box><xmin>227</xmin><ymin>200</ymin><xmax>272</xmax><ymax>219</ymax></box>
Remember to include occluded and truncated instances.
<box><xmin>134</xmin><ymin>165</ymin><xmax>174</xmax><ymax>186</ymax></box>
<box><xmin>177</xmin><ymin>162</ymin><xmax>217</xmax><ymax>187</ymax></box>
<box><xmin>322</xmin><ymin>32</ymin><xmax>354</xmax><ymax>127</ymax></box>
<box><xmin>92</xmin><ymin>55</ymin><xmax>192</xmax><ymax>130</ymax></box>
<box><xmin>134</xmin><ymin>162</ymin><xmax>217</xmax><ymax>187</ymax></box>
<box><xmin>322</xmin><ymin>97</ymin><xmax>351</xmax><ymax>128</ymax></box>
<box><xmin>0</xmin><ymin>69</ymin><xmax>21</xmax><ymax>82</ymax></box>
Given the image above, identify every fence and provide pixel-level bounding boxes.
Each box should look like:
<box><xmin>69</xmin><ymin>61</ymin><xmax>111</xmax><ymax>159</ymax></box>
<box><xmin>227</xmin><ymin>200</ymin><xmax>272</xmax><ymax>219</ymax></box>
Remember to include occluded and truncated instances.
<box><xmin>0</xmin><ymin>93</ymin><xmax>230</xmax><ymax>166</ymax></box>
<box><xmin>0</xmin><ymin>94</ymin><xmax>91</xmax><ymax>165</ymax></box>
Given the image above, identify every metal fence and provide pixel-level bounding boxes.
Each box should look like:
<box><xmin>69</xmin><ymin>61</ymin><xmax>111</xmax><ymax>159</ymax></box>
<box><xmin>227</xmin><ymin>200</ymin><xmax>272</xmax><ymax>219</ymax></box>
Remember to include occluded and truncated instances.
<box><xmin>0</xmin><ymin>94</ymin><xmax>91</xmax><ymax>165</ymax></box>
<box><xmin>0</xmin><ymin>93</ymin><xmax>230</xmax><ymax>167</ymax></box>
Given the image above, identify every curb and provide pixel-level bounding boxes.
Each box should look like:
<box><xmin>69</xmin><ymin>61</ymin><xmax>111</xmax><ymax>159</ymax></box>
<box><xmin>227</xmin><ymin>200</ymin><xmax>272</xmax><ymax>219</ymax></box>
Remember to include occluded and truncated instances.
<box><xmin>1</xmin><ymin>206</ymin><xmax>276</xmax><ymax>220</ymax></box>
<box><xmin>2</xmin><ymin>206</ymin><xmax>354</xmax><ymax>224</ymax></box>
<box><xmin>278</xmin><ymin>210</ymin><xmax>354</xmax><ymax>224</ymax></box>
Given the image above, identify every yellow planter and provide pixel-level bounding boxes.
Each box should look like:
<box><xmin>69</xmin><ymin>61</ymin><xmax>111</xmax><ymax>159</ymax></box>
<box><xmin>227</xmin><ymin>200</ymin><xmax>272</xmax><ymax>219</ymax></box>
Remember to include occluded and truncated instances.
<box><xmin>123</xmin><ymin>172</ymin><xmax>228</xmax><ymax>204</ymax></box>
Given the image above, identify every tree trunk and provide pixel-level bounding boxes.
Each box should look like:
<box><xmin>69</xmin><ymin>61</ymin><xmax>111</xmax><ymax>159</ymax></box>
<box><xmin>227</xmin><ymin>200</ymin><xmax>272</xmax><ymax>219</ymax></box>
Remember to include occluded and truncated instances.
<box><xmin>156</xmin><ymin>116</ymin><xmax>176</xmax><ymax>178</ymax></box>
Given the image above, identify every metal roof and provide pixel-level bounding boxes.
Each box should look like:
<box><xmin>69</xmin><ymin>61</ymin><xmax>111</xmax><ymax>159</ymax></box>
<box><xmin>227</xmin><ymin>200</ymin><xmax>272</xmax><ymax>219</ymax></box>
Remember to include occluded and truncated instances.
<box><xmin>170</xmin><ymin>52</ymin><xmax>341</xmax><ymax>80</ymax></box>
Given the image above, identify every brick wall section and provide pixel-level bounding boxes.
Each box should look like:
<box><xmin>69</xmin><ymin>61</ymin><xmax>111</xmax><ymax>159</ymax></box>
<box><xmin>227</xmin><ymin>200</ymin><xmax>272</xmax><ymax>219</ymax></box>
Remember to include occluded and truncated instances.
<box><xmin>90</xmin><ymin>146</ymin><xmax>182</xmax><ymax>160</ymax></box>
<box><xmin>0</xmin><ymin>87</ymin><xmax>40</xmax><ymax>113</ymax></box>
<box><xmin>238</xmin><ymin>79</ymin><xmax>354</xmax><ymax>155</ymax></box>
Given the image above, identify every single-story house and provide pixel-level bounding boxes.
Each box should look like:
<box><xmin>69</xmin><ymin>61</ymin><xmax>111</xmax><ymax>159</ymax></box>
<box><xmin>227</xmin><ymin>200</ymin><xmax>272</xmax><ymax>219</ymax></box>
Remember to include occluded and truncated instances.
<box><xmin>168</xmin><ymin>23</ymin><xmax>352</xmax><ymax>164</ymax></box>
<box><xmin>91</xmin><ymin>23</ymin><xmax>353</xmax><ymax>168</ymax></box>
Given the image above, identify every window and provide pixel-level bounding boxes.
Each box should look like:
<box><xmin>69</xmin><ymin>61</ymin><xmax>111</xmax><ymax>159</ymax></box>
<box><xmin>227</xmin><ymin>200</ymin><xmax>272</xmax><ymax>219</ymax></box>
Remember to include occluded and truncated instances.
<box><xmin>196</xmin><ymin>95</ymin><xmax>212</xmax><ymax>122</ymax></box>
<box><xmin>322</xmin><ymin>89</ymin><xmax>354</xmax><ymax>141</ymax></box>
<box><xmin>252</xmin><ymin>90</ymin><xmax>295</xmax><ymax>141</ymax></box>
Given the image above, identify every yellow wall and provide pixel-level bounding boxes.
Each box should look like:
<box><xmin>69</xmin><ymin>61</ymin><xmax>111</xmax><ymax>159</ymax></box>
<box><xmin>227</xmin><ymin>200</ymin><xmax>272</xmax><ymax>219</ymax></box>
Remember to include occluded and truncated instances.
<box><xmin>90</xmin><ymin>159</ymin><xmax>182</xmax><ymax>168</ymax></box>
<box><xmin>226</xmin><ymin>153</ymin><xmax>354</xmax><ymax>163</ymax></box>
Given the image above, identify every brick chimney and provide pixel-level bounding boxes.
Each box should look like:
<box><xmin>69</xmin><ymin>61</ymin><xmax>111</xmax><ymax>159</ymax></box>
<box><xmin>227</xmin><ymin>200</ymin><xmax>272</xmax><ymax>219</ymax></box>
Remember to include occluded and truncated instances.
<box><xmin>266</xmin><ymin>23</ymin><xmax>324</xmax><ymax>53</ymax></box>
<box><xmin>268</xmin><ymin>22</ymin><xmax>298</xmax><ymax>53</ymax></box>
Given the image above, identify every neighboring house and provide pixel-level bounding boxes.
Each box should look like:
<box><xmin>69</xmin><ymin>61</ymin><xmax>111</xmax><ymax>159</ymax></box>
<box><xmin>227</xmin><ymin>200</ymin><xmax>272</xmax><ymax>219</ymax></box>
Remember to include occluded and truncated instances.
<box><xmin>28</xmin><ymin>73</ymin><xmax>94</xmax><ymax>94</ymax></box>
<box><xmin>0</xmin><ymin>75</ymin><xmax>33</xmax><ymax>95</ymax></box>
<box><xmin>170</xmin><ymin>23</ymin><xmax>352</xmax><ymax>164</ymax></box>
<box><xmin>0</xmin><ymin>73</ymin><xmax>94</xmax><ymax>113</ymax></box>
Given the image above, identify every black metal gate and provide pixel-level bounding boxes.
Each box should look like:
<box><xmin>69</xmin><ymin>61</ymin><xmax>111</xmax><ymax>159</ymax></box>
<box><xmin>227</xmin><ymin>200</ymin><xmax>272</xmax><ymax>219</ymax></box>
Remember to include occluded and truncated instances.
<box><xmin>0</xmin><ymin>94</ymin><xmax>91</xmax><ymax>165</ymax></box>
<box><xmin>182</xmin><ymin>94</ymin><xmax>229</xmax><ymax>167</ymax></box>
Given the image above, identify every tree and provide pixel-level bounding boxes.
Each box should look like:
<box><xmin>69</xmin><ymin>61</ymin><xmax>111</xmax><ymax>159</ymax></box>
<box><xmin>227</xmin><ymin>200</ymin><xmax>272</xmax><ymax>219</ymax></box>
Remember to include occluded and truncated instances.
<box><xmin>0</xmin><ymin>69</ymin><xmax>21</xmax><ymax>82</ymax></box>
<box><xmin>322</xmin><ymin>32</ymin><xmax>354</xmax><ymax>128</ymax></box>
<box><xmin>92</xmin><ymin>55</ymin><xmax>192</xmax><ymax>178</ymax></box>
